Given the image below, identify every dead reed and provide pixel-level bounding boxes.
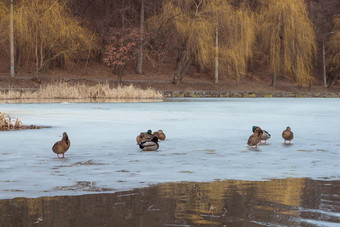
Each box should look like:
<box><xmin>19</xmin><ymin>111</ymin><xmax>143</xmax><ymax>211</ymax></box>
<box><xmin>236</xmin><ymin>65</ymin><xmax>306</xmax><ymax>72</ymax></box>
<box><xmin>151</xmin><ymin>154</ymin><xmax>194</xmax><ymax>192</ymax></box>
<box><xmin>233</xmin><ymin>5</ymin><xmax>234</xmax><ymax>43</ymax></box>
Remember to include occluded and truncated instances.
<box><xmin>0</xmin><ymin>112</ymin><xmax>43</xmax><ymax>131</ymax></box>
<box><xmin>0</xmin><ymin>82</ymin><xmax>163</xmax><ymax>101</ymax></box>
<box><xmin>0</xmin><ymin>112</ymin><xmax>23</xmax><ymax>130</ymax></box>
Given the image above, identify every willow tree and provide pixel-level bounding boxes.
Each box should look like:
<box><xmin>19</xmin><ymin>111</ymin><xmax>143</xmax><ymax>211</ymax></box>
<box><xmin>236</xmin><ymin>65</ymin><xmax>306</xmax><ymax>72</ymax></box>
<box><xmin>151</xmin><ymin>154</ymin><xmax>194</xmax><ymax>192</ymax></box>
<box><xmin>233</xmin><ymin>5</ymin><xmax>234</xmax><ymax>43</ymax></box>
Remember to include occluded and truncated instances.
<box><xmin>204</xmin><ymin>0</ymin><xmax>256</xmax><ymax>84</ymax></box>
<box><xmin>0</xmin><ymin>1</ymin><xmax>9</xmax><ymax>53</ymax></box>
<box><xmin>171</xmin><ymin>1</ymin><xmax>214</xmax><ymax>85</ymax></box>
<box><xmin>327</xmin><ymin>14</ymin><xmax>340</xmax><ymax>87</ymax></box>
<box><xmin>0</xmin><ymin>0</ymin><xmax>99</xmax><ymax>72</ymax></box>
<box><xmin>148</xmin><ymin>0</ymin><xmax>214</xmax><ymax>85</ymax></box>
<box><xmin>148</xmin><ymin>0</ymin><xmax>256</xmax><ymax>85</ymax></box>
<box><xmin>259</xmin><ymin>0</ymin><xmax>316</xmax><ymax>87</ymax></box>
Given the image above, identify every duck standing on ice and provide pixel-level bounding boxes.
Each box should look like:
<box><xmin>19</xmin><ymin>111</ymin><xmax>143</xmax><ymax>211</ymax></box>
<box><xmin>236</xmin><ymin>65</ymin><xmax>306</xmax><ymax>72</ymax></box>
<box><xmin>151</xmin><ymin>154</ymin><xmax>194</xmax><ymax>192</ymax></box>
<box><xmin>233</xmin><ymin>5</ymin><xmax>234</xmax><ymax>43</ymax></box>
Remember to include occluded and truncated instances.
<box><xmin>52</xmin><ymin>132</ymin><xmax>70</xmax><ymax>158</ymax></box>
<box><xmin>252</xmin><ymin>126</ymin><xmax>271</xmax><ymax>144</ymax></box>
<box><xmin>248</xmin><ymin>127</ymin><xmax>263</xmax><ymax>149</ymax></box>
<box><xmin>282</xmin><ymin>126</ymin><xmax>294</xmax><ymax>144</ymax></box>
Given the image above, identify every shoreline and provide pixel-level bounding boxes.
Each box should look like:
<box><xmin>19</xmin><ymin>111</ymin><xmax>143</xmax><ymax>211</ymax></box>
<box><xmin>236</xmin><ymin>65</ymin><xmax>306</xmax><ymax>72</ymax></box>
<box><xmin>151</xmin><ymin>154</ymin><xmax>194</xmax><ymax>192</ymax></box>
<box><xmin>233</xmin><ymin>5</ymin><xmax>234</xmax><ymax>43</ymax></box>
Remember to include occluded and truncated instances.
<box><xmin>161</xmin><ymin>90</ymin><xmax>340</xmax><ymax>98</ymax></box>
<box><xmin>1</xmin><ymin>88</ymin><xmax>339</xmax><ymax>102</ymax></box>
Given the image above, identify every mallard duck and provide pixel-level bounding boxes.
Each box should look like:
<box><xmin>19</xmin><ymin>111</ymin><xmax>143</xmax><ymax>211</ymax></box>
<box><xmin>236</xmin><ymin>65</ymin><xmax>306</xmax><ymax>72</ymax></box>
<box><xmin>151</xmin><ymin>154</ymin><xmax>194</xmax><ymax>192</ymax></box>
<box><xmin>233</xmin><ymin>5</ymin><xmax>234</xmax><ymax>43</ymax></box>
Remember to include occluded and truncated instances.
<box><xmin>252</xmin><ymin>126</ymin><xmax>271</xmax><ymax>144</ymax></box>
<box><xmin>152</xmin><ymin>131</ymin><xmax>160</xmax><ymax>141</ymax></box>
<box><xmin>136</xmin><ymin>132</ymin><xmax>146</xmax><ymax>144</ymax></box>
<box><xmin>139</xmin><ymin>136</ymin><xmax>159</xmax><ymax>151</ymax></box>
<box><xmin>136</xmin><ymin>130</ymin><xmax>154</xmax><ymax>143</ymax></box>
<box><xmin>248</xmin><ymin>127</ymin><xmax>263</xmax><ymax>148</ymax></box>
<box><xmin>52</xmin><ymin>132</ymin><xmax>70</xmax><ymax>158</ymax></box>
<box><xmin>282</xmin><ymin>126</ymin><xmax>294</xmax><ymax>144</ymax></box>
<box><xmin>156</xmin><ymin>129</ymin><xmax>166</xmax><ymax>140</ymax></box>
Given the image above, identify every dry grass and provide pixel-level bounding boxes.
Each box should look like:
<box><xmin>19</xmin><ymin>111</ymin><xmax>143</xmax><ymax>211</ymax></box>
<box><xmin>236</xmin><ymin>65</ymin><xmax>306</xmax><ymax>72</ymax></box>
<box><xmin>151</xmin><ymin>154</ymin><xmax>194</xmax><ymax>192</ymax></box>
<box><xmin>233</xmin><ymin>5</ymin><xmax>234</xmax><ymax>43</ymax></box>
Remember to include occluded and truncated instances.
<box><xmin>0</xmin><ymin>112</ymin><xmax>23</xmax><ymax>129</ymax></box>
<box><xmin>0</xmin><ymin>82</ymin><xmax>163</xmax><ymax>101</ymax></box>
<box><xmin>0</xmin><ymin>112</ymin><xmax>43</xmax><ymax>130</ymax></box>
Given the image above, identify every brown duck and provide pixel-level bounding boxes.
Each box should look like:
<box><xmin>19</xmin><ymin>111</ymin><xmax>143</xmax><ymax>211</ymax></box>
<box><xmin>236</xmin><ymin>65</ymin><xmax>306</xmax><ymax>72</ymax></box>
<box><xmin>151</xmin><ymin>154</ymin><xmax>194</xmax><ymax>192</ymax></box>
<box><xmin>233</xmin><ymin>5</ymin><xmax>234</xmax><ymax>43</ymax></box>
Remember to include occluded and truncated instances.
<box><xmin>247</xmin><ymin>127</ymin><xmax>263</xmax><ymax>148</ymax></box>
<box><xmin>156</xmin><ymin>129</ymin><xmax>166</xmax><ymax>140</ymax></box>
<box><xmin>282</xmin><ymin>126</ymin><xmax>294</xmax><ymax>144</ymax></box>
<box><xmin>52</xmin><ymin>132</ymin><xmax>70</xmax><ymax>158</ymax></box>
<box><xmin>136</xmin><ymin>132</ymin><xmax>145</xmax><ymax>144</ymax></box>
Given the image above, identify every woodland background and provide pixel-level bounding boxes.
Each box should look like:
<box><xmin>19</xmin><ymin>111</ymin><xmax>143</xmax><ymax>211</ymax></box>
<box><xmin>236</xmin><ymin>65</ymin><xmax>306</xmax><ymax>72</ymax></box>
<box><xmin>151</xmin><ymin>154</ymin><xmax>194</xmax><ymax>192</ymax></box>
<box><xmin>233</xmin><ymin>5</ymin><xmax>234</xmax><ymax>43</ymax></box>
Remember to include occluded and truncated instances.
<box><xmin>0</xmin><ymin>0</ymin><xmax>339</xmax><ymax>89</ymax></box>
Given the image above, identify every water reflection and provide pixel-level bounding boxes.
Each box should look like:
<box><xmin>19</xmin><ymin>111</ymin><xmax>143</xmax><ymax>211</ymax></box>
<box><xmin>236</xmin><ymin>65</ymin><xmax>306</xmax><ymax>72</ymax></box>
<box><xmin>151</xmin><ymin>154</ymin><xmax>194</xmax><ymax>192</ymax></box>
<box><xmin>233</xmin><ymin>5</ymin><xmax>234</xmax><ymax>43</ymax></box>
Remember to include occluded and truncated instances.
<box><xmin>0</xmin><ymin>178</ymin><xmax>339</xmax><ymax>226</ymax></box>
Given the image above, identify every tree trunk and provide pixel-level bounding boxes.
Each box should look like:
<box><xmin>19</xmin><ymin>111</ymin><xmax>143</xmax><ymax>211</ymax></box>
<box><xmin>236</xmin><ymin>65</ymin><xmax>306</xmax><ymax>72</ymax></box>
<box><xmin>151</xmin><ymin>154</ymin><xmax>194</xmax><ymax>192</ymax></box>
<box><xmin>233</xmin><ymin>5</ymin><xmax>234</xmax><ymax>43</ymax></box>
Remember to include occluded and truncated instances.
<box><xmin>271</xmin><ymin>71</ymin><xmax>277</xmax><ymax>87</ymax></box>
<box><xmin>214</xmin><ymin>21</ymin><xmax>219</xmax><ymax>84</ymax></box>
<box><xmin>10</xmin><ymin>0</ymin><xmax>14</xmax><ymax>77</ymax></box>
<box><xmin>116</xmin><ymin>64</ymin><xmax>127</xmax><ymax>84</ymax></box>
<box><xmin>35</xmin><ymin>40</ymin><xmax>39</xmax><ymax>73</ymax></box>
<box><xmin>121</xmin><ymin>0</ymin><xmax>126</xmax><ymax>28</ymax></box>
<box><xmin>136</xmin><ymin>0</ymin><xmax>144</xmax><ymax>74</ymax></box>
<box><xmin>181</xmin><ymin>58</ymin><xmax>192</xmax><ymax>83</ymax></box>
<box><xmin>173</xmin><ymin>41</ymin><xmax>192</xmax><ymax>85</ymax></box>
<box><xmin>173</xmin><ymin>56</ymin><xmax>192</xmax><ymax>85</ymax></box>
<box><xmin>15</xmin><ymin>47</ymin><xmax>22</xmax><ymax>70</ymax></box>
<box><xmin>236</xmin><ymin>64</ymin><xmax>240</xmax><ymax>85</ymax></box>
<box><xmin>328</xmin><ymin>73</ymin><xmax>339</xmax><ymax>88</ymax></box>
<box><xmin>173</xmin><ymin>58</ymin><xmax>185</xmax><ymax>84</ymax></box>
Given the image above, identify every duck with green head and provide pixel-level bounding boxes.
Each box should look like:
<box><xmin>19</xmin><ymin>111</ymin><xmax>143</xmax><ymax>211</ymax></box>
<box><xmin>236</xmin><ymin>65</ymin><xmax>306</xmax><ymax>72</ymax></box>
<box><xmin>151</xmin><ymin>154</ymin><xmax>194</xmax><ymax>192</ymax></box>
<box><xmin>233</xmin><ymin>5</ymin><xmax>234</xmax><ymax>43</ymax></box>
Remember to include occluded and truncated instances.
<box><xmin>136</xmin><ymin>129</ymin><xmax>155</xmax><ymax>143</ymax></box>
<box><xmin>252</xmin><ymin>126</ymin><xmax>271</xmax><ymax>144</ymax></box>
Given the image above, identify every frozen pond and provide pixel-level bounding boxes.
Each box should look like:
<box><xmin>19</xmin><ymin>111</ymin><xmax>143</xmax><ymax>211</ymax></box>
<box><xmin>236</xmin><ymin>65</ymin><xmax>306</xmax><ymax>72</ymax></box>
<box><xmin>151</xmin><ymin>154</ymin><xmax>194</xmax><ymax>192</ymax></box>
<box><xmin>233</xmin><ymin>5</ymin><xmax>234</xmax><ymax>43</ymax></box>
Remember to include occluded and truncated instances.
<box><xmin>0</xmin><ymin>98</ymin><xmax>340</xmax><ymax>199</ymax></box>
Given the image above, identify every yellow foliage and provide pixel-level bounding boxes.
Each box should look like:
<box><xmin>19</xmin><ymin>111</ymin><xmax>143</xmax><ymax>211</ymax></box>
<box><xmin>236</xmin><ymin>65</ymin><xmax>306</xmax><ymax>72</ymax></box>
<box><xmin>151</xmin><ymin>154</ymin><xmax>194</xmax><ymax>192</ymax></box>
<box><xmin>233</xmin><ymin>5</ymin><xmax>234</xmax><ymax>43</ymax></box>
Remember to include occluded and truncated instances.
<box><xmin>259</xmin><ymin>0</ymin><xmax>316</xmax><ymax>86</ymax></box>
<box><xmin>149</xmin><ymin>0</ymin><xmax>256</xmax><ymax>83</ymax></box>
<box><xmin>329</xmin><ymin>15</ymin><xmax>340</xmax><ymax>69</ymax></box>
<box><xmin>0</xmin><ymin>0</ymin><xmax>99</xmax><ymax>72</ymax></box>
<box><xmin>217</xmin><ymin>3</ymin><xmax>256</xmax><ymax>82</ymax></box>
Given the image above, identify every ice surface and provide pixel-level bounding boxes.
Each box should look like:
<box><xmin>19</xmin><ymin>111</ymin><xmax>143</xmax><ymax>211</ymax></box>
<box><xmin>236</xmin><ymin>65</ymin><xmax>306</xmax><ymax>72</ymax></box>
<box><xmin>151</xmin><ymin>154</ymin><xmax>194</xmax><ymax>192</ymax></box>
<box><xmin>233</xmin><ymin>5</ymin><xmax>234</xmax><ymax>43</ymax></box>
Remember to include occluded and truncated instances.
<box><xmin>0</xmin><ymin>98</ymin><xmax>339</xmax><ymax>199</ymax></box>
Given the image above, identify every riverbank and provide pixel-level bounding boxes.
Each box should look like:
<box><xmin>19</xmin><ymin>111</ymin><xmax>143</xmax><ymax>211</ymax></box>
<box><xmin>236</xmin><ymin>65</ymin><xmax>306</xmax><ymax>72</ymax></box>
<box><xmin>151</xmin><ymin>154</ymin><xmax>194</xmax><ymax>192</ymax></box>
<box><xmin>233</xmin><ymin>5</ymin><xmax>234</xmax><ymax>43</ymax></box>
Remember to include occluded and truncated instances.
<box><xmin>1</xmin><ymin>66</ymin><xmax>340</xmax><ymax>99</ymax></box>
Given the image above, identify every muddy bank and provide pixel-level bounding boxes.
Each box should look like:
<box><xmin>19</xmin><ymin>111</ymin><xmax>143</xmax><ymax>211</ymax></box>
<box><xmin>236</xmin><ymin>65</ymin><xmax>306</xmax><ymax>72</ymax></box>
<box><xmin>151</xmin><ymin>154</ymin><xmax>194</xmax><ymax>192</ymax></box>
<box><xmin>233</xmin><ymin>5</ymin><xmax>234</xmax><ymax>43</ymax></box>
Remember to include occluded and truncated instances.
<box><xmin>1</xmin><ymin>88</ymin><xmax>340</xmax><ymax>101</ymax></box>
<box><xmin>162</xmin><ymin>90</ymin><xmax>340</xmax><ymax>98</ymax></box>
<box><xmin>1</xmin><ymin>74</ymin><xmax>340</xmax><ymax>100</ymax></box>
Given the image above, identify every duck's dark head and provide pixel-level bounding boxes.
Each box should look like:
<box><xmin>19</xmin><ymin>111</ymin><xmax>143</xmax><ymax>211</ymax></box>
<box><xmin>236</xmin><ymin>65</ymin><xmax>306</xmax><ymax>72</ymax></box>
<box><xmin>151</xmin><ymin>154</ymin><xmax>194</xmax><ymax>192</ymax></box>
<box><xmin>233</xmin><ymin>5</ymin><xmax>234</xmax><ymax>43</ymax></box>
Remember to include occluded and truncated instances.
<box><xmin>151</xmin><ymin>136</ymin><xmax>158</xmax><ymax>143</ymax></box>
<box><xmin>147</xmin><ymin>130</ymin><xmax>152</xmax><ymax>135</ymax></box>
<box><xmin>252</xmin><ymin>126</ymin><xmax>260</xmax><ymax>132</ymax></box>
<box><xmin>63</xmin><ymin>132</ymin><xmax>69</xmax><ymax>141</ymax></box>
<box><xmin>254</xmin><ymin>127</ymin><xmax>263</xmax><ymax>136</ymax></box>
<box><xmin>286</xmin><ymin>126</ymin><xmax>291</xmax><ymax>131</ymax></box>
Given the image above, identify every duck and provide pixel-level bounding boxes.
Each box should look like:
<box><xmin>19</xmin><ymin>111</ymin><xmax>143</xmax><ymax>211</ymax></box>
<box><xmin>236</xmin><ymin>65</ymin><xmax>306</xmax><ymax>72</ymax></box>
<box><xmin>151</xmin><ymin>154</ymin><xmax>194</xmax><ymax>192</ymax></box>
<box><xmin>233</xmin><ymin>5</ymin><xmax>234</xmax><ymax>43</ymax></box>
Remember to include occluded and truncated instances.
<box><xmin>152</xmin><ymin>131</ymin><xmax>160</xmax><ymax>141</ymax></box>
<box><xmin>139</xmin><ymin>136</ymin><xmax>159</xmax><ymax>151</ymax></box>
<box><xmin>52</xmin><ymin>132</ymin><xmax>71</xmax><ymax>158</ymax></box>
<box><xmin>136</xmin><ymin>130</ymin><xmax>154</xmax><ymax>143</ymax></box>
<box><xmin>248</xmin><ymin>127</ymin><xmax>263</xmax><ymax>148</ymax></box>
<box><xmin>252</xmin><ymin>126</ymin><xmax>271</xmax><ymax>144</ymax></box>
<box><xmin>282</xmin><ymin>126</ymin><xmax>294</xmax><ymax>144</ymax></box>
<box><xmin>136</xmin><ymin>132</ymin><xmax>146</xmax><ymax>144</ymax></box>
<box><xmin>156</xmin><ymin>129</ymin><xmax>166</xmax><ymax>140</ymax></box>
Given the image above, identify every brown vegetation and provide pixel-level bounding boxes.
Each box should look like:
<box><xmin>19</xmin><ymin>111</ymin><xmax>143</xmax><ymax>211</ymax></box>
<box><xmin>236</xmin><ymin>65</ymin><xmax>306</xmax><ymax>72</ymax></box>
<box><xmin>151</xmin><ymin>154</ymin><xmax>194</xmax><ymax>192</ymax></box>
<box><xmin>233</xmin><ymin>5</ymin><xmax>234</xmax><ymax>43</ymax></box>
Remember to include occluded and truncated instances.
<box><xmin>0</xmin><ymin>82</ymin><xmax>162</xmax><ymax>100</ymax></box>
<box><xmin>0</xmin><ymin>112</ymin><xmax>42</xmax><ymax>130</ymax></box>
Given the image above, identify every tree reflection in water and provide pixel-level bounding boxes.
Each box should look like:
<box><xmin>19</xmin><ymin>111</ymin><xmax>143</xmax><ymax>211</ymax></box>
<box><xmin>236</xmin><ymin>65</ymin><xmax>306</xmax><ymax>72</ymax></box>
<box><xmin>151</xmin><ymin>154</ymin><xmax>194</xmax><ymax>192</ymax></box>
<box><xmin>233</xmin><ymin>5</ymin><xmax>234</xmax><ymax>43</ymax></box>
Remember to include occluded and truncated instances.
<box><xmin>0</xmin><ymin>178</ymin><xmax>339</xmax><ymax>226</ymax></box>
